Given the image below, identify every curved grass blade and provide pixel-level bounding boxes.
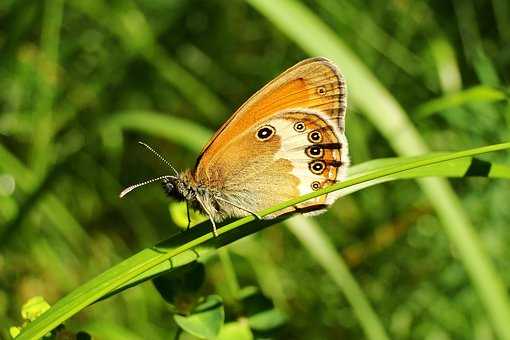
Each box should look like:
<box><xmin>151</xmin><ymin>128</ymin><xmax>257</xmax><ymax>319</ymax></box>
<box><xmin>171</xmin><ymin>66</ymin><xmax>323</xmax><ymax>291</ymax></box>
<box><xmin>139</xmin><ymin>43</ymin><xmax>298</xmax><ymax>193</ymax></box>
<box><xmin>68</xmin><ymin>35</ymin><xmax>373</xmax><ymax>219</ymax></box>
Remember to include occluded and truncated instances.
<box><xmin>101</xmin><ymin>154</ymin><xmax>510</xmax><ymax>299</ymax></box>
<box><xmin>17</xmin><ymin>142</ymin><xmax>510</xmax><ymax>340</ymax></box>
<box><xmin>103</xmin><ymin>111</ymin><xmax>212</xmax><ymax>153</ymax></box>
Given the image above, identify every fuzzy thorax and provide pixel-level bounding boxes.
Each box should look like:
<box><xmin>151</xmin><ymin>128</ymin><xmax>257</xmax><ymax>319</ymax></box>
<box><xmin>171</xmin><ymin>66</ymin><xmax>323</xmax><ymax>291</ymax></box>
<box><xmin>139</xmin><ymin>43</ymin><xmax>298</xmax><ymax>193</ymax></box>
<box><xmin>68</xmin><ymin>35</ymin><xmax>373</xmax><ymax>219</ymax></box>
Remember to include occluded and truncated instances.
<box><xmin>162</xmin><ymin>170</ymin><xmax>217</xmax><ymax>219</ymax></box>
<box><xmin>162</xmin><ymin>169</ymin><xmax>255</xmax><ymax>223</ymax></box>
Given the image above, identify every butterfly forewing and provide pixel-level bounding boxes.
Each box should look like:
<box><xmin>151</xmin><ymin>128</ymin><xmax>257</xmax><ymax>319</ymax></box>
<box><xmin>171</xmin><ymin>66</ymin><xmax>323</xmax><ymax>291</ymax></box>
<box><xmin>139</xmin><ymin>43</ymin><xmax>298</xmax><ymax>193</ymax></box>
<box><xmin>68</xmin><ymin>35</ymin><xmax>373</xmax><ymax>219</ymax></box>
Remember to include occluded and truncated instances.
<box><xmin>195</xmin><ymin>57</ymin><xmax>346</xmax><ymax>169</ymax></box>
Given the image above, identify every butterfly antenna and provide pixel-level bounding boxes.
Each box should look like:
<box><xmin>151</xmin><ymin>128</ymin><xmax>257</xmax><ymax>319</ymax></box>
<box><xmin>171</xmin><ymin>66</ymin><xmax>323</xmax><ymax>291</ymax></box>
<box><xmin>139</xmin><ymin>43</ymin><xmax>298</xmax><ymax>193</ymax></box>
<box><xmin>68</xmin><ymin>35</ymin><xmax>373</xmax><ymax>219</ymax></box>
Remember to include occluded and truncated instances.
<box><xmin>138</xmin><ymin>141</ymin><xmax>179</xmax><ymax>176</ymax></box>
<box><xmin>119</xmin><ymin>175</ymin><xmax>175</xmax><ymax>198</ymax></box>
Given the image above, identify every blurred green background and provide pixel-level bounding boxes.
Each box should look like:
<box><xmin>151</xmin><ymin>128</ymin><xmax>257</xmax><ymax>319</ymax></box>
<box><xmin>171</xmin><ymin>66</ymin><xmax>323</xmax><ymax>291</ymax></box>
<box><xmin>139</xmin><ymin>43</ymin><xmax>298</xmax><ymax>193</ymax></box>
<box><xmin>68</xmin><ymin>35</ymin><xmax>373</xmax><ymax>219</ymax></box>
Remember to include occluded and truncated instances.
<box><xmin>1</xmin><ymin>0</ymin><xmax>510</xmax><ymax>339</ymax></box>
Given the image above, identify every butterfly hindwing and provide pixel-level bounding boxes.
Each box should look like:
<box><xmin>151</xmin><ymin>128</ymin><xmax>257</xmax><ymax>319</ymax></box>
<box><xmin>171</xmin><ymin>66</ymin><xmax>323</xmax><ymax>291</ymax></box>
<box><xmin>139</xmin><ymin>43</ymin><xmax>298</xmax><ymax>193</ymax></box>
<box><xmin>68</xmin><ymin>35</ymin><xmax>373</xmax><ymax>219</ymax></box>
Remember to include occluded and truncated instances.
<box><xmin>272</xmin><ymin>110</ymin><xmax>348</xmax><ymax>212</ymax></box>
<box><xmin>194</xmin><ymin>109</ymin><xmax>348</xmax><ymax>219</ymax></box>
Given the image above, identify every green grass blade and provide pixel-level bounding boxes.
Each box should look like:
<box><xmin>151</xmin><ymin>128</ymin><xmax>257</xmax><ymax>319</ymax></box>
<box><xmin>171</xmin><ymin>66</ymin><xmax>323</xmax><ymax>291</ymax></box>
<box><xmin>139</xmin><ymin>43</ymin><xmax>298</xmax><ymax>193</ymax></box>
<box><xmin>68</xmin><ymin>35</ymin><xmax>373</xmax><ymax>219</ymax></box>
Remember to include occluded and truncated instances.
<box><xmin>430</xmin><ymin>38</ymin><xmax>462</xmax><ymax>92</ymax></box>
<box><xmin>286</xmin><ymin>216</ymin><xmax>389</xmax><ymax>340</ymax></box>
<box><xmin>103</xmin><ymin>111</ymin><xmax>212</xmax><ymax>152</ymax></box>
<box><xmin>17</xmin><ymin>142</ymin><xmax>510</xmax><ymax>340</ymax></box>
<box><xmin>31</xmin><ymin>0</ymin><xmax>64</xmax><ymax>177</ymax></box>
<box><xmin>100</xmin><ymin>155</ymin><xmax>510</xmax><ymax>299</ymax></box>
<box><xmin>350</xmin><ymin>155</ymin><xmax>510</xmax><ymax>179</ymax></box>
<box><xmin>415</xmin><ymin>85</ymin><xmax>508</xmax><ymax>118</ymax></box>
<box><xmin>102</xmin><ymin>151</ymin><xmax>510</xmax><ymax>301</ymax></box>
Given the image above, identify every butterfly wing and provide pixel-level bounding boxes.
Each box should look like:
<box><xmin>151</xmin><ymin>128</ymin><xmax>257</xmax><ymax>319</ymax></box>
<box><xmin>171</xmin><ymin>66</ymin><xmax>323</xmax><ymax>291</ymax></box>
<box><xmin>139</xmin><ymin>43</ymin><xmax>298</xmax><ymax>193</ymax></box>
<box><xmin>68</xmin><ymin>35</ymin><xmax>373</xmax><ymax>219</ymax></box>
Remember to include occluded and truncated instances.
<box><xmin>193</xmin><ymin>57</ymin><xmax>348</xmax><ymax>218</ymax></box>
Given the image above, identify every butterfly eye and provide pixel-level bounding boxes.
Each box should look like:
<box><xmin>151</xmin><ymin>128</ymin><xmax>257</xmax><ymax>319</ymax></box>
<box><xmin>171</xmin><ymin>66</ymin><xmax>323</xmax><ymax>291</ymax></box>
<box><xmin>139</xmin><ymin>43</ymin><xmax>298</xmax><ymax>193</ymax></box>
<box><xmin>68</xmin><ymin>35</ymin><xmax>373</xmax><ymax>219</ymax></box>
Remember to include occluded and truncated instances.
<box><xmin>162</xmin><ymin>179</ymin><xmax>174</xmax><ymax>196</ymax></box>
<box><xmin>317</xmin><ymin>86</ymin><xmax>327</xmax><ymax>96</ymax></box>
<box><xmin>306</xmin><ymin>145</ymin><xmax>323</xmax><ymax>158</ymax></box>
<box><xmin>256</xmin><ymin>125</ymin><xmax>275</xmax><ymax>141</ymax></box>
<box><xmin>311</xmin><ymin>181</ymin><xmax>321</xmax><ymax>191</ymax></box>
<box><xmin>293</xmin><ymin>121</ymin><xmax>306</xmax><ymax>132</ymax></box>
<box><xmin>309</xmin><ymin>160</ymin><xmax>326</xmax><ymax>174</ymax></box>
<box><xmin>308</xmin><ymin>130</ymin><xmax>322</xmax><ymax>143</ymax></box>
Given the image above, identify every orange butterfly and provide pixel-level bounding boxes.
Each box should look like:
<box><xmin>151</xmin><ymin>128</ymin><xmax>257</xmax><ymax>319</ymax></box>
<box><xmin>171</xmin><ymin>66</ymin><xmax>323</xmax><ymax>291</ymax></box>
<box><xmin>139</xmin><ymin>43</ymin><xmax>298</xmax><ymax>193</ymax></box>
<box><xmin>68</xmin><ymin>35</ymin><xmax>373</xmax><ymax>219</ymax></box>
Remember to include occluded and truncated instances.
<box><xmin>121</xmin><ymin>57</ymin><xmax>349</xmax><ymax>235</ymax></box>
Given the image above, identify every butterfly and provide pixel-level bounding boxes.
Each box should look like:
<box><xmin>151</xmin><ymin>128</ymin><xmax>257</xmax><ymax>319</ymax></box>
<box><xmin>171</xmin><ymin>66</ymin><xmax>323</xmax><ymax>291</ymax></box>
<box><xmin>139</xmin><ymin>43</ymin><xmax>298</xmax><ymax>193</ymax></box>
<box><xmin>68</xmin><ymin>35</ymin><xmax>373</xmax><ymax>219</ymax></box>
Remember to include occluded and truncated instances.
<box><xmin>121</xmin><ymin>57</ymin><xmax>349</xmax><ymax>236</ymax></box>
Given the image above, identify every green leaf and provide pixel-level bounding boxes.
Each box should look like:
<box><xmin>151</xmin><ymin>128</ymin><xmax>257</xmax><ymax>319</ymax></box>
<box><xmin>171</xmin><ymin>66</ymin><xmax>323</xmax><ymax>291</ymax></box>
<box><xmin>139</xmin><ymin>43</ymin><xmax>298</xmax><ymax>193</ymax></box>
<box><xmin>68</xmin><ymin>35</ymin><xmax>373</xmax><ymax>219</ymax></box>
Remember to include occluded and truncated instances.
<box><xmin>238</xmin><ymin>286</ymin><xmax>287</xmax><ymax>333</ymax></box>
<box><xmin>248</xmin><ymin>309</ymin><xmax>287</xmax><ymax>333</ymax></box>
<box><xmin>233</xmin><ymin>286</ymin><xmax>286</xmax><ymax>337</ymax></box>
<box><xmin>217</xmin><ymin>321</ymin><xmax>253</xmax><ymax>340</ymax></box>
<box><xmin>173</xmin><ymin>295</ymin><xmax>225</xmax><ymax>339</ymax></box>
<box><xmin>152</xmin><ymin>261</ymin><xmax>205</xmax><ymax>309</ymax></box>
<box><xmin>347</xmin><ymin>155</ymin><xmax>510</xmax><ymax>194</ymax></box>
<box><xmin>21</xmin><ymin>296</ymin><xmax>51</xmax><ymax>322</ymax></box>
<box><xmin>9</xmin><ymin>326</ymin><xmax>21</xmax><ymax>338</ymax></box>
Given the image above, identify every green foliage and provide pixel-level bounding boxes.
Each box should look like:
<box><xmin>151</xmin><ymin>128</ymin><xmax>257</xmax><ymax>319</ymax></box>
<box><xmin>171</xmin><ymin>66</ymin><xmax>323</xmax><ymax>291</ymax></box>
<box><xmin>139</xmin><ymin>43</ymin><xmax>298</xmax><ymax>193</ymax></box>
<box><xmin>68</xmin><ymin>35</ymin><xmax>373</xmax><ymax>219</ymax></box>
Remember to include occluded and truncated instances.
<box><xmin>217</xmin><ymin>321</ymin><xmax>253</xmax><ymax>340</ymax></box>
<box><xmin>238</xmin><ymin>286</ymin><xmax>287</xmax><ymax>333</ymax></box>
<box><xmin>19</xmin><ymin>297</ymin><xmax>51</xmax><ymax>322</ymax></box>
<box><xmin>152</xmin><ymin>261</ymin><xmax>206</xmax><ymax>310</ymax></box>
<box><xmin>173</xmin><ymin>295</ymin><xmax>225</xmax><ymax>339</ymax></box>
<box><xmin>9</xmin><ymin>296</ymin><xmax>50</xmax><ymax>339</ymax></box>
<box><xmin>1</xmin><ymin>0</ymin><xmax>510</xmax><ymax>339</ymax></box>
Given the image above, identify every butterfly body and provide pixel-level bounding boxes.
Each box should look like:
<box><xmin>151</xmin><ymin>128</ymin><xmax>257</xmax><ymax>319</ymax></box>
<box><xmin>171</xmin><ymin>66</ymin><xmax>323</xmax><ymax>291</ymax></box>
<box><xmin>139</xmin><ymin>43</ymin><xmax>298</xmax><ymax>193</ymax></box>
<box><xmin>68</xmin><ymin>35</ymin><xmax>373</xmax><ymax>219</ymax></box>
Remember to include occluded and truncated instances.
<box><xmin>122</xmin><ymin>57</ymin><xmax>349</xmax><ymax>235</ymax></box>
<box><xmin>162</xmin><ymin>171</ymin><xmax>242</xmax><ymax>222</ymax></box>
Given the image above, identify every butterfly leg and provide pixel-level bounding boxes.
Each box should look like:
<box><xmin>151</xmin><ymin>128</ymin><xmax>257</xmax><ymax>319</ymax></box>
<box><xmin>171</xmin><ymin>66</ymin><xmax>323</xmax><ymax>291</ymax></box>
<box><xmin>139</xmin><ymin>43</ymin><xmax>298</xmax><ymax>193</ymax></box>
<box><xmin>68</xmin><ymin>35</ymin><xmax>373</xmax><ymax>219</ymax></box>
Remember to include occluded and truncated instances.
<box><xmin>196</xmin><ymin>196</ymin><xmax>218</xmax><ymax>237</ymax></box>
<box><xmin>215</xmin><ymin>196</ymin><xmax>263</xmax><ymax>220</ymax></box>
<box><xmin>208</xmin><ymin>215</ymin><xmax>218</xmax><ymax>237</ymax></box>
<box><xmin>186</xmin><ymin>201</ymin><xmax>191</xmax><ymax>231</ymax></box>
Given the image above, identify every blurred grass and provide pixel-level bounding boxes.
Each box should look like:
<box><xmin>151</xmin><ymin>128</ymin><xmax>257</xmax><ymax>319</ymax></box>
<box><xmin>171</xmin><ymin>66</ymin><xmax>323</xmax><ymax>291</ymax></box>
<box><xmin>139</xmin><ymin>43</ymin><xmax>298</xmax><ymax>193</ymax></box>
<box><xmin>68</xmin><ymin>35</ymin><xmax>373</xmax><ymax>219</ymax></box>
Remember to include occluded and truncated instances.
<box><xmin>0</xmin><ymin>144</ymin><xmax>88</xmax><ymax>250</ymax></box>
<box><xmin>30</xmin><ymin>0</ymin><xmax>63</xmax><ymax>179</ymax></box>
<box><xmin>415</xmin><ymin>85</ymin><xmax>509</xmax><ymax>118</ymax></box>
<box><xmin>70</xmin><ymin>0</ymin><xmax>226</xmax><ymax>122</ymax></box>
<box><xmin>2</xmin><ymin>0</ymin><xmax>510</xmax><ymax>339</ymax></box>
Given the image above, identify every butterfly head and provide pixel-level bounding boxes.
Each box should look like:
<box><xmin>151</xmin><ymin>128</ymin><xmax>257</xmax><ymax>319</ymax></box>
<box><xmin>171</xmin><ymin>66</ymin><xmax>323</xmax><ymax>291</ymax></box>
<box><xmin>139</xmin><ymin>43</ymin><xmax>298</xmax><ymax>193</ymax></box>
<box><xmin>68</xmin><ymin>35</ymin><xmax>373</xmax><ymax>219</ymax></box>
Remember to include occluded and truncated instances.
<box><xmin>161</xmin><ymin>177</ymin><xmax>176</xmax><ymax>196</ymax></box>
<box><xmin>161</xmin><ymin>170</ymin><xmax>197</xmax><ymax>202</ymax></box>
<box><xmin>161</xmin><ymin>176</ymin><xmax>188</xmax><ymax>200</ymax></box>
